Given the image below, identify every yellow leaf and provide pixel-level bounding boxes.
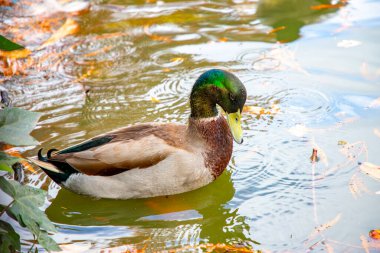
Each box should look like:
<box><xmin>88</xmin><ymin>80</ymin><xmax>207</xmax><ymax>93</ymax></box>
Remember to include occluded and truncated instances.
<box><xmin>218</xmin><ymin>37</ymin><xmax>228</xmax><ymax>42</ymax></box>
<box><xmin>308</xmin><ymin>214</ymin><xmax>341</xmax><ymax>241</ymax></box>
<box><xmin>0</xmin><ymin>48</ymin><xmax>31</xmax><ymax>59</ymax></box>
<box><xmin>40</xmin><ymin>18</ymin><xmax>79</xmax><ymax>49</ymax></box>
<box><xmin>360</xmin><ymin>162</ymin><xmax>380</xmax><ymax>180</ymax></box>
<box><xmin>150</xmin><ymin>97</ymin><xmax>160</xmax><ymax>103</ymax></box>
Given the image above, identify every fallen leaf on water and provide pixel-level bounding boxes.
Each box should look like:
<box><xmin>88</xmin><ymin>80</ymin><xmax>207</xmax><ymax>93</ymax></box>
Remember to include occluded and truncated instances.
<box><xmin>360</xmin><ymin>162</ymin><xmax>380</xmax><ymax>180</ymax></box>
<box><xmin>243</xmin><ymin>104</ymin><xmax>280</xmax><ymax>116</ymax></box>
<box><xmin>150</xmin><ymin>97</ymin><xmax>160</xmax><ymax>103</ymax></box>
<box><xmin>218</xmin><ymin>37</ymin><xmax>228</xmax><ymax>42</ymax></box>
<box><xmin>268</xmin><ymin>26</ymin><xmax>286</xmax><ymax>34</ymax></box>
<box><xmin>310</xmin><ymin>138</ymin><xmax>329</xmax><ymax>166</ymax></box>
<box><xmin>308</xmin><ymin>214</ymin><xmax>341</xmax><ymax>241</ymax></box>
<box><xmin>310</xmin><ymin>148</ymin><xmax>318</xmax><ymax>163</ymax></box>
<box><xmin>40</xmin><ymin>18</ymin><xmax>80</xmax><ymax>49</ymax></box>
<box><xmin>370</xmin><ymin>230</ymin><xmax>380</xmax><ymax>240</ymax></box>
<box><xmin>143</xmin><ymin>24</ymin><xmax>172</xmax><ymax>42</ymax></box>
<box><xmin>361</xmin><ymin>235</ymin><xmax>370</xmax><ymax>253</ymax></box>
<box><xmin>349</xmin><ymin>173</ymin><xmax>371</xmax><ymax>199</ymax></box>
<box><xmin>374</xmin><ymin>129</ymin><xmax>380</xmax><ymax>138</ymax></box>
<box><xmin>338</xmin><ymin>140</ymin><xmax>347</xmax><ymax>146</ymax></box>
<box><xmin>310</xmin><ymin>3</ymin><xmax>345</xmax><ymax>10</ymax></box>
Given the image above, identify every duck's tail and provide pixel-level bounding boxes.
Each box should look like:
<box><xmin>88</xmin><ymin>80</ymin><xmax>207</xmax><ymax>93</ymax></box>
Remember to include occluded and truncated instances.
<box><xmin>28</xmin><ymin>149</ymin><xmax>79</xmax><ymax>185</ymax></box>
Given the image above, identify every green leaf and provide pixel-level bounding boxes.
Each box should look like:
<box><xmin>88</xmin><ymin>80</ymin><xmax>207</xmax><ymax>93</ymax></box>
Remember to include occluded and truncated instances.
<box><xmin>0</xmin><ymin>35</ymin><xmax>24</xmax><ymax>52</ymax></box>
<box><xmin>0</xmin><ymin>163</ymin><xmax>14</xmax><ymax>173</ymax></box>
<box><xmin>0</xmin><ymin>108</ymin><xmax>42</xmax><ymax>146</ymax></box>
<box><xmin>0</xmin><ymin>220</ymin><xmax>21</xmax><ymax>253</ymax></box>
<box><xmin>0</xmin><ymin>152</ymin><xmax>20</xmax><ymax>173</ymax></box>
<box><xmin>36</xmin><ymin>230</ymin><xmax>61</xmax><ymax>252</ymax></box>
<box><xmin>0</xmin><ymin>178</ymin><xmax>61</xmax><ymax>251</ymax></box>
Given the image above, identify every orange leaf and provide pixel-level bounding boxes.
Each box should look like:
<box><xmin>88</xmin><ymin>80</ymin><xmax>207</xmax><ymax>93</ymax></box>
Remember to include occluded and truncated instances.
<box><xmin>370</xmin><ymin>230</ymin><xmax>380</xmax><ymax>240</ymax></box>
<box><xmin>0</xmin><ymin>48</ymin><xmax>31</xmax><ymax>59</ymax></box>
<box><xmin>40</xmin><ymin>18</ymin><xmax>79</xmax><ymax>49</ymax></box>
<box><xmin>268</xmin><ymin>26</ymin><xmax>286</xmax><ymax>34</ymax></box>
<box><xmin>310</xmin><ymin>3</ymin><xmax>345</xmax><ymax>10</ymax></box>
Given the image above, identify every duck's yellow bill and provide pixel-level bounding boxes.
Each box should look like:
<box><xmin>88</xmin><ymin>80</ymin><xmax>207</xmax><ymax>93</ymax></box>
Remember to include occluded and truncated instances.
<box><xmin>226</xmin><ymin>109</ymin><xmax>243</xmax><ymax>144</ymax></box>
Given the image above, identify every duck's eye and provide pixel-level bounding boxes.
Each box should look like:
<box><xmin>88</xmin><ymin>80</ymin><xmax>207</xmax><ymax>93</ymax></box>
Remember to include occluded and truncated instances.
<box><xmin>229</xmin><ymin>93</ymin><xmax>235</xmax><ymax>101</ymax></box>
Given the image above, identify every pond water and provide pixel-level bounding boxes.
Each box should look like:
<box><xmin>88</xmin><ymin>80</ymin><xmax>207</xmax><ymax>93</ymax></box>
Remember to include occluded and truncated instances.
<box><xmin>1</xmin><ymin>0</ymin><xmax>380</xmax><ymax>252</ymax></box>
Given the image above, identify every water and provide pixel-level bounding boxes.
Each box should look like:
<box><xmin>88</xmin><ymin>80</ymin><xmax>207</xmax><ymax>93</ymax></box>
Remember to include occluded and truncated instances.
<box><xmin>1</xmin><ymin>0</ymin><xmax>380</xmax><ymax>252</ymax></box>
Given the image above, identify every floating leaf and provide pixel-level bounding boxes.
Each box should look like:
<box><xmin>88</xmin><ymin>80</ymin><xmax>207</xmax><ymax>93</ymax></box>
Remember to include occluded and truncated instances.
<box><xmin>0</xmin><ymin>220</ymin><xmax>20</xmax><ymax>253</ymax></box>
<box><xmin>361</xmin><ymin>235</ymin><xmax>370</xmax><ymax>253</ymax></box>
<box><xmin>308</xmin><ymin>214</ymin><xmax>341</xmax><ymax>241</ymax></box>
<box><xmin>310</xmin><ymin>148</ymin><xmax>318</xmax><ymax>163</ymax></box>
<box><xmin>310</xmin><ymin>3</ymin><xmax>345</xmax><ymax>10</ymax></box>
<box><xmin>0</xmin><ymin>178</ymin><xmax>60</xmax><ymax>251</ymax></box>
<box><xmin>0</xmin><ymin>108</ymin><xmax>41</xmax><ymax>146</ymax></box>
<box><xmin>349</xmin><ymin>173</ymin><xmax>371</xmax><ymax>199</ymax></box>
<box><xmin>370</xmin><ymin>230</ymin><xmax>380</xmax><ymax>240</ymax></box>
<box><xmin>360</xmin><ymin>162</ymin><xmax>380</xmax><ymax>180</ymax></box>
<box><xmin>40</xmin><ymin>18</ymin><xmax>80</xmax><ymax>49</ymax></box>
<box><xmin>150</xmin><ymin>97</ymin><xmax>161</xmax><ymax>103</ymax></box>
<box><xmin>338</xmin><ymin>140</ymin><xmax>347</xmax><ymax>146</ymax></box>
<box><xmin>243</xmin><ymin>104</ymin><xmax>280</xmax><ymax>116</ymax></box>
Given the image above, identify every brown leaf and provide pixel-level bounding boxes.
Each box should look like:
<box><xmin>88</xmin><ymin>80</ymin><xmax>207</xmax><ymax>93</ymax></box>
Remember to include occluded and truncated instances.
<box><xmin>360</xmin><ymin>162</ymin><xmax>380</xmax><ymax>180</ymax></box>
<box><xmin>40</xmin><ymin>18</ymin><xmax>79</xmax><ymax>49</ymax></box>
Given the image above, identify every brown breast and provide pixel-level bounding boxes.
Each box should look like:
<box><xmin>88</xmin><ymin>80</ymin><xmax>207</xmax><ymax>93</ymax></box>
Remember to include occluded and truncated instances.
<box><xmin>188</xmin><ymin>116</ymin><xmax>233</xmax><ymax>178</ymax></box>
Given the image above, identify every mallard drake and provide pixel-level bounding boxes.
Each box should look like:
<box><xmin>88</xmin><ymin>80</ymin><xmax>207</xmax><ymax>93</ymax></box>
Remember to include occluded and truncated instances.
<box><xmin>31</xmin><ymin>69</ymin><xmax>247</xmax><ymax>199</ymax></box>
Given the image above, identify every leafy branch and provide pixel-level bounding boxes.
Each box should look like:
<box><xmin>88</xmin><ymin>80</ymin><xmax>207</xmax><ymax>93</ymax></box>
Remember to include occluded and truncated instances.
<box><xmin>0</xmin><ymin>100</ymin><xmax>61</xmax><ymax>252</ymax></box>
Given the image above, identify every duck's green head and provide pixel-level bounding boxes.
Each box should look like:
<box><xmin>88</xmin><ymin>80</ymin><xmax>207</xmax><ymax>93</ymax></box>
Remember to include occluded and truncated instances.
<box><xmin>190</xmin><ymin>69</ymin><xmax>247</xmax><ymax>144</ymax></box>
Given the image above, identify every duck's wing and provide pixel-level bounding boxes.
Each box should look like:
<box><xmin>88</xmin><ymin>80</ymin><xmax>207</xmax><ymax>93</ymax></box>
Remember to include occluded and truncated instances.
<box><xmin>44</xmin><ymin>123</ymin><xmax>188</xmax><ymax>176</ymax></box>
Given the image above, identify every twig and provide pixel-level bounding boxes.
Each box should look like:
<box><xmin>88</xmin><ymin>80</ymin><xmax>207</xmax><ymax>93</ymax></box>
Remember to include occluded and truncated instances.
<box><xmin>0</xmin><ymin>200</ymin><xmax>14</xmax><ymax>217</ymax></box>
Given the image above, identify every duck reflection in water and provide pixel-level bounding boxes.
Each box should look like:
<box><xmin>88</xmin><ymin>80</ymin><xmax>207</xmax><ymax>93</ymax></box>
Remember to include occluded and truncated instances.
<box><xmin>46</xmin><ymin>170</ymin><xmax>257</xmax><ymax>251</ymax></box>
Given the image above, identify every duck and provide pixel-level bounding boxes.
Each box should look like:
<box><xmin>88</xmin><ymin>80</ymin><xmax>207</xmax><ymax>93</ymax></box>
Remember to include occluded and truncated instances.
<box><xmin>30</xmin><ymin>69</ymin><xmax>247</xmax><ymax>199</ymax></box>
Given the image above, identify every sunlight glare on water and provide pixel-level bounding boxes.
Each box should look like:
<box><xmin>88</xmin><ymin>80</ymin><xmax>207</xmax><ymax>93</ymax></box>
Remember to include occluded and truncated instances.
<box><xmin>1</xmin><ymin>0</ymin><xmax>380</xmax><ymax>252</ymax></box>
